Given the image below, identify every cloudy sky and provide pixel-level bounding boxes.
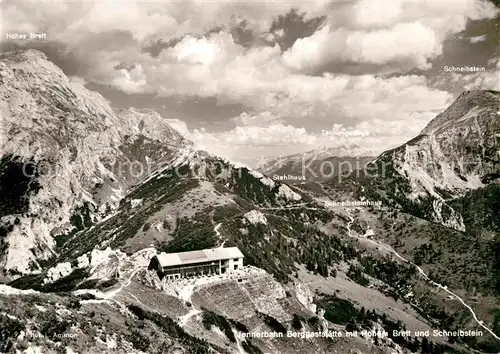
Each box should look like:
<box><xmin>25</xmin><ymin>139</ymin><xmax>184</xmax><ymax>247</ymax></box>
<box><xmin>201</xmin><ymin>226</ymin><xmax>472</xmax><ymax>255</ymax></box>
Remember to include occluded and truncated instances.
<box><xmin>1</xmin><ymin>0</ymin><xmax>499</xmax><ymax>165</ymax></box>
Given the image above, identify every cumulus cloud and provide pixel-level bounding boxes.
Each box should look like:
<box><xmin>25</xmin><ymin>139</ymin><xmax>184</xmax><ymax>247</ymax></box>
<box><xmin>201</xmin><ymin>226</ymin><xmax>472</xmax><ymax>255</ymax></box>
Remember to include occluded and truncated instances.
<box><xmin>348</xmin><ymin>0</ymin><xmax>403</xmax><ymax>29</ymax></box>
<box><xmin>283</xmin><ymin>0</ymin><xmax>498</xmax><ymax>73</ymax></box>
<box><xmin>164</xmin><ymin>118</ymin><xmax>191</xmax><ymax>137</ymax></box>
<box><xmin>3</xmin><ymin>1</ymin><xmax>495</xmax><ymax>102</ymax></box>
<box><xmin>69</xmin><ymin>76</ymin><xmax>87</xmax><ymax>87</ymax></box>
<box><xmin>179</xmin><ymin>123</ymin><xmax>317</xmax><ymax>164</ymax></box>
<box><xmin>260</xmin><ymin>74</ymin><xmax>453</xmax><ymax>125</ymax></box>
<box><xmin>111</xmin><ymin>64</ymin><xmax>148</xmax><ymax>94</ymax></box>
<box><xmin>282</xmin><ymin>22</ymin><xmax>442</xmax><ymax>72</ymax></box>
<box><xmin>3</xmin><ymin>1</ymin><xmax>324</xmax><ymax>47</ymax></box>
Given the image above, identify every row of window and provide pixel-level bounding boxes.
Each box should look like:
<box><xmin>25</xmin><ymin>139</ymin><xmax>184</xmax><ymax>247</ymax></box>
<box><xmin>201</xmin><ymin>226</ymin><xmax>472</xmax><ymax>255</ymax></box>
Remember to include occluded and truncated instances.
<box><xmin>163</xmin><ymin>264</ymin><xmax>240</xmax><ymax>280</ymax></box>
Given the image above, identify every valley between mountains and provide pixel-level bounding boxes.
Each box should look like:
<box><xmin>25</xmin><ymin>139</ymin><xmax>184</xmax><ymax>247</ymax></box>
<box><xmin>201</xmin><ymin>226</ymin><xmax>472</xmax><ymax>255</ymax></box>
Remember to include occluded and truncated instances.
<box><xmin>1</xmin><ymin>50</ymin><xmax>499</xmax><ymax>354</ymax></box>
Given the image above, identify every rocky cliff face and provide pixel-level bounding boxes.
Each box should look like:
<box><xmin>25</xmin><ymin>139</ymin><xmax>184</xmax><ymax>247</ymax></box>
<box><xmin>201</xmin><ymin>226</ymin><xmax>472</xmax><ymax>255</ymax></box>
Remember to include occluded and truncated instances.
<box><xmin>259</xmin><ymin>145</ymin><xmax>375</xmax><ymax>183</ymax></box>
<box><xmin>0</xmin><ymin>50</ymin><xmax>194</xmax><ymax>274</ymax></box>
<box><xmin>359</xmin><ymin>90</ymin><xmax>500</xmax><ymax>231</ymax></box>
<box><xmin>398</xmin><ymin>90</ymin><xmax>499</xmax><ymax>198</ymax></box>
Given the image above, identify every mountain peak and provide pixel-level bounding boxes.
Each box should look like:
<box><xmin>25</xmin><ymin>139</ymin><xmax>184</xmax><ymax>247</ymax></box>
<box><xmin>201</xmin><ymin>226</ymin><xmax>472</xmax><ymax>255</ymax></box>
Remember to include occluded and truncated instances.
<box><xmin>421</xmin><ymin>90</ymin><xmax>500</xmax><ymax>135</ymax></box>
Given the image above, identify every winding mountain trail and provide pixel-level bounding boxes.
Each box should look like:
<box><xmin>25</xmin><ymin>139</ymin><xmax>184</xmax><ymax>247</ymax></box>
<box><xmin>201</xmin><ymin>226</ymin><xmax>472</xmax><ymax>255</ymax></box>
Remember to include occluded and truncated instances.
<box><xmin>126</xmin><ymin>291</ymin><xmax>154</xmax><ymax>312</ymax></box>
<box><xmin>214</xmin><ymin>222</ymin><xmax>228</xmax><ymax>248</ymax></box>
<box><xmin>77</xmin><ymin>268</ymin><xmax>145</xmax><ymax>316</ymax></box>
<box><xmin>173</xmin><ymin>281</ymin><xmax>204</xmax><ymax>327</ymax></box>
<box><xmin>103</xmin><ymin>267</ymin><xmax>142</xmax><ymax>300</ymax></box>
<box><xmin>345</xmin><ymin>209</ymin><xmax>500</xmax><ymax>342</ymax></box>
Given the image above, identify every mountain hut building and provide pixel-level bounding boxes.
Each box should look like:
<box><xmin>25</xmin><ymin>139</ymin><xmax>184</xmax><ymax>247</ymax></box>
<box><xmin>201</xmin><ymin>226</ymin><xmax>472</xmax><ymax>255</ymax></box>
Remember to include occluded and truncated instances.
<box><xmin>149</xmin><ymin>247</ymin><xmax>244</xmax><ymax>280</ymax></box>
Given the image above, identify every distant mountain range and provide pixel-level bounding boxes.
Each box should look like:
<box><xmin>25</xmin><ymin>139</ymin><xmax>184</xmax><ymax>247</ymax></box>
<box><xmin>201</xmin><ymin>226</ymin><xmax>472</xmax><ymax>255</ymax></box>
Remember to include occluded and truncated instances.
<box><xmin>1</xmin><ymin>50</ymin><xmax>499</xmax><ymax>354</ymax></box>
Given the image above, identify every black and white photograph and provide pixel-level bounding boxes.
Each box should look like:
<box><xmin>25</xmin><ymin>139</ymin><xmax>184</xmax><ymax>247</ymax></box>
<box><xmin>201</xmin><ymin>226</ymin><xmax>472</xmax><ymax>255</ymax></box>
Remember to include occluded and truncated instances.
<box><xmin>0</xmin><ymin>0</ymin><xmax>499</xmax><ymax>353</ymax></box>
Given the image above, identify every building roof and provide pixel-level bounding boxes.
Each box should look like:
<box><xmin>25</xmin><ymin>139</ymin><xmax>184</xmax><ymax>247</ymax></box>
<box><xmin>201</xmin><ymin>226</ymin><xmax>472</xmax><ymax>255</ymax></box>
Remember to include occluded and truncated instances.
<box><xmin>156</xmin><ymin>247</ymin><xmax>244</xmax><ymax>268</ymax></box>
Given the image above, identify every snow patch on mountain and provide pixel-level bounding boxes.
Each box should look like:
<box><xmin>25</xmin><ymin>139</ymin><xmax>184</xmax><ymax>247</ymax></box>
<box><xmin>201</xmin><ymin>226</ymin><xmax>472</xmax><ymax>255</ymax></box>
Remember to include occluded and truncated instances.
<box><xmin>105</xmin><ymin>334</ymin><xmax>118</xmax><ymax>350</ymax></box>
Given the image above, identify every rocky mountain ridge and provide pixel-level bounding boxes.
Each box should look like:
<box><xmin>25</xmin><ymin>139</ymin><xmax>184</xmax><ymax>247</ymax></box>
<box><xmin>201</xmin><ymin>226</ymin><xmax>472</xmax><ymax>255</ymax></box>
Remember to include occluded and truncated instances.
<box><xmin>356</xmin><ymin>90</ymin><xmax>500</xmax><ymax>231</ymax></box>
